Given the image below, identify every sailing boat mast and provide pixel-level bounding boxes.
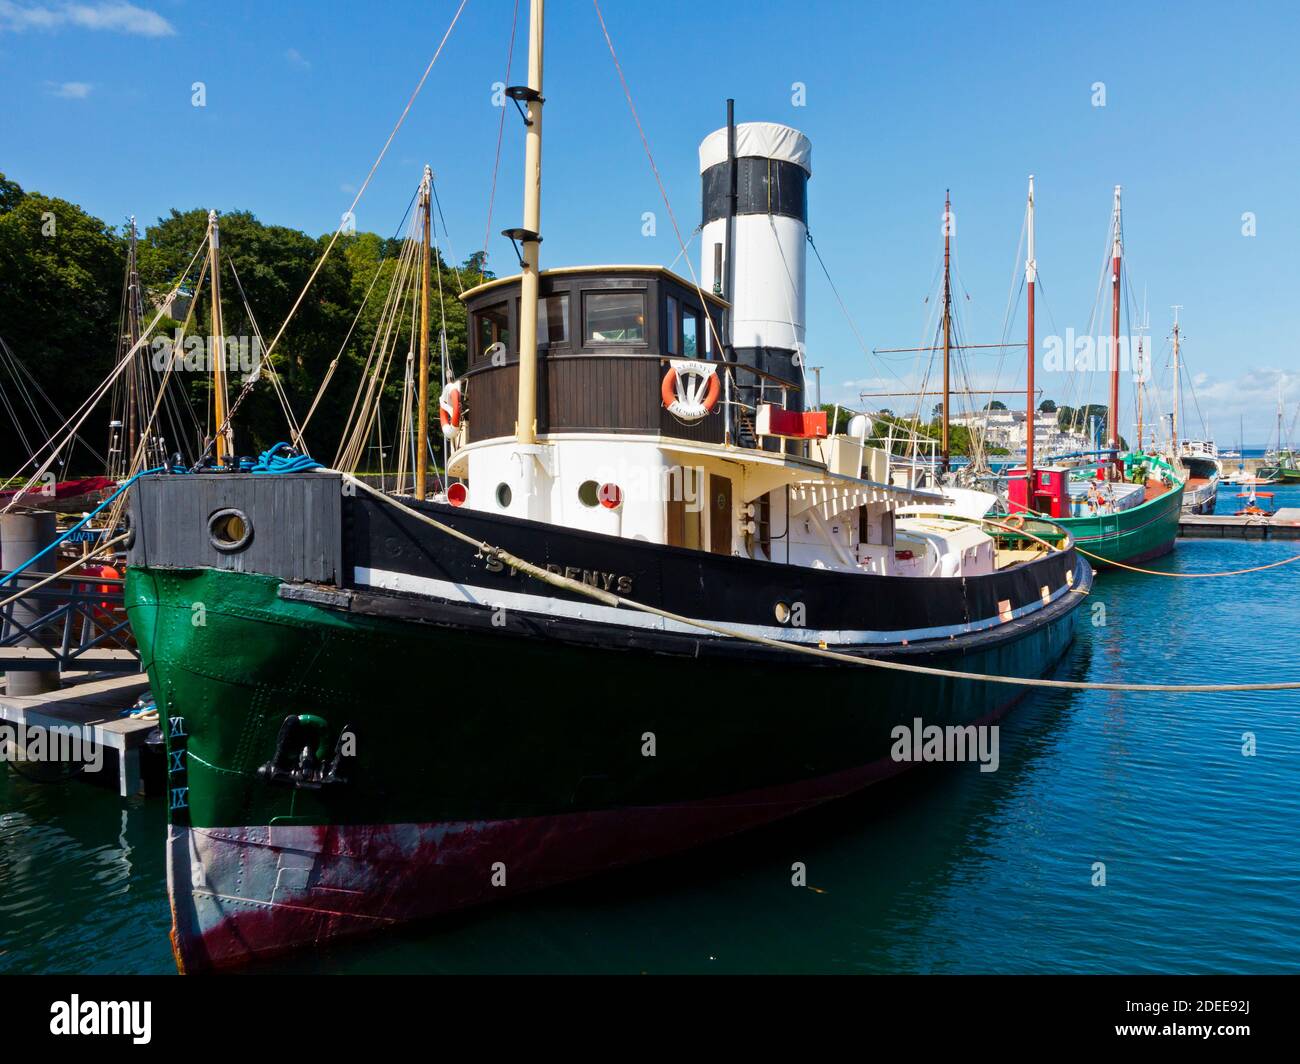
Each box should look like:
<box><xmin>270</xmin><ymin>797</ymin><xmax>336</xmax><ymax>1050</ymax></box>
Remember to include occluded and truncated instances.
<box><xmin>416</xmin><ymin>166</ymin><xmax>432</xmax><ymax>499</ymax></box>
<box><xmin>941</xmin><ymin>190</ymin><xmax>952</xmax><ymax>473</ymax></box>
<box><xmin>126</xmin><ymin>216</ymin><xmax>141</xmax><ymax>471</ymax></box>
<box><xmin>1106</xmin><ymin>185</ymin><xmax>1122</xmax><ymax>468</ymax></box>
<box><xmin>1025</xmin><ymin>176</ymin><xmax>1036</xmax><ymax>489</ymax></box>
<box><xmin>1170</xmin><ymin>305</ymin><xmax>1182</xmax><ymax>457</ymax></box>
<box><xmin>207</xmin><ymin>209</ymin><xmax>230</xmax><ymax>464</ymax></box>
<box><xmin>1135</xmin><ymin>288</ymin><xmax>1148</xmax><ymax>452</ymax></box>
<box><xmin>513</xmin><ymin>0</ymin><xmax>545</xmax><ymax>450</ymax></box>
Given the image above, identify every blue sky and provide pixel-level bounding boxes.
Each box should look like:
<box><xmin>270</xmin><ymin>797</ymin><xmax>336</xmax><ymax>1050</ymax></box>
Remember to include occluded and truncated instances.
<box><xmin>3</xmin><ymin>0</ymin><xmax>1299</xmax><ymax>445</ymax></box>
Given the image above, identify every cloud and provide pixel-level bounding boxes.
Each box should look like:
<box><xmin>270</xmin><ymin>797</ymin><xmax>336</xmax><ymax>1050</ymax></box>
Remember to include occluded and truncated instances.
<box><xmin>0</xmin><ymin>2</ymin><xmax>176</xmax><ymax>37</ymax></box>
<box><xmin>285</xmin><ymin>47</ymin><xmax>310</xmax><ymax>70</ymax></box>
<box><xmin>45</xmin><ymin>79</ymin><xmax>91</xmax><ymax>97</ymax></box>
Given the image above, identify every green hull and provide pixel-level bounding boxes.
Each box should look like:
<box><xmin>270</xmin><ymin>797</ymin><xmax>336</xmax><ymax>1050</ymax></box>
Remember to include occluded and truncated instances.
<box><xmin>125</xmin><ymin>564</ymin><xmax>1085</xmax><ymax>831</ymax></box>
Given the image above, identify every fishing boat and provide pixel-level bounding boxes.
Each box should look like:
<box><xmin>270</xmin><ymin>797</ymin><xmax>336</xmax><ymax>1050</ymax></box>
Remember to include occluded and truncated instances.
<box><xmin>122</xmin><ymin>5</ymin><xmax>1091</xmax><ymax>972</ymax></box>
<box><xmin>1004</xmin><ymin>181</ymin><xmax>1184</xmax><ymax>568</ymax></box>
<box><xmin>1259</xmin><ymin>390</ymin><xmax>1300</xmax><ymax>482</ymax></box>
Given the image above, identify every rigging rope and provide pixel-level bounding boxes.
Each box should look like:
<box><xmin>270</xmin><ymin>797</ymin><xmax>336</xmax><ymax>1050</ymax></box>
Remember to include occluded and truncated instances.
<box><xmin>200</xmin><ymin>0</ymin><xmax>469</xmax><ymax>464</ymax></box>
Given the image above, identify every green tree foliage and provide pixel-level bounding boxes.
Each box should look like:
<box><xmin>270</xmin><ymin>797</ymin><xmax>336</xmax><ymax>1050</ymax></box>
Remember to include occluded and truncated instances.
<box><xmin>0</xmin><ymin>174</ymin><xmax>126</xmax><ymax>469</ymax></box>
<box><xmin>0</xmin><ymin>175</ymin><xmax>492</xmax><ymax>473</ymax></box>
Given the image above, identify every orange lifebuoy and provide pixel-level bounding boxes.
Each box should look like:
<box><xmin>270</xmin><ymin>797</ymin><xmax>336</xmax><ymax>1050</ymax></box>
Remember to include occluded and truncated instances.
<box><xmin>439</xmin><ymin>383</ymin><xmax>462</xmax><ymax>438</ymax></box>
<box><xmin>661</xmin><ymin>363</ymin><xmax>720</xmax><ymax>420</ymax></box>
<box><xmin>1005</xmin><ymin>513</ymin><xmax>1026</xmax><ymax>529</ymax></box>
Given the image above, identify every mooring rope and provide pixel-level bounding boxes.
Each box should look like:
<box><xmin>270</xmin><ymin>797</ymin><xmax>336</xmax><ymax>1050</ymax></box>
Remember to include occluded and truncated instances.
<box><xmin>339</xmin><ymin>473</ymin><xmax>1300</xmax><ymax>693</ymax></box>
<box><xmin>1073</xmin><ymin>541</ymin><xmax>1300</xmax><ymax>578</ymax></box>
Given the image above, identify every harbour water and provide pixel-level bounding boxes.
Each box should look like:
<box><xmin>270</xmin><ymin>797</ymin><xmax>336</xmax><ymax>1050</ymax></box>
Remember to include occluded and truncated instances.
<box><xmin>3</xmin><ymin>484</ymin><xmax>1298</xmax><ymax>974</ymax></box>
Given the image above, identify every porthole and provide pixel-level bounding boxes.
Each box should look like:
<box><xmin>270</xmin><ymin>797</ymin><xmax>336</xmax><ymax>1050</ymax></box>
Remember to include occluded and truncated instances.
<box><xmin>495</xmin><ymin>482</ymin><xmax>513</xmax><ymax>509</ymax></box>
<box><xmin>774</xmin><ymin>601</ymin><xmax>791</xmax><ymax>624</ymax></box>
<box><xmin>208</xmin><ymin>508</ymin><xmax>253</xmax><ymax>553</ymax></box>
<box><xmin>578</xmin><ymin>480</ymin><xmax>600</xmax><ymax>508</ymax></box>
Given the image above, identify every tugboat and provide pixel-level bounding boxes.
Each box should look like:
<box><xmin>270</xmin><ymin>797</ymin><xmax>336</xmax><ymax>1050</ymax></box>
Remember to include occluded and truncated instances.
<box><xmin>123</xmin><ymin>4</ymin><xmax>1091</xmax><ymax>971</ymax></box>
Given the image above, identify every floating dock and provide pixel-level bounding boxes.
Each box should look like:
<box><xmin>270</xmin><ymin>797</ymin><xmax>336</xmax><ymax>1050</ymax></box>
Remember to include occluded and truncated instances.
<box><xmin>0</xmin><ymin>671</ymin><xmax>156</xmax><ymax>796</ymax></box>
<box><xmin>1179</xmin><ymin>508</ymin><xmax>1300</xmax><ymax>540</ymax></box>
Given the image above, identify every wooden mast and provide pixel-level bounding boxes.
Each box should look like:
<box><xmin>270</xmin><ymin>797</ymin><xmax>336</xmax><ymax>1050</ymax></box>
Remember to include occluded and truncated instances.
<box><xmin>515</xmin><ymin>0</ymin><xmax>545</xmax><ymax>448</ymax></box>
<box><xmin>941</xmin><ymin>190</ymin><xmax>952</xmax><ymax>472</ymax></box>
<box><xmin>1107</xmin><ymin>185</ymin><xmax>1122</xmax><ymax>470</ymax></box>
<box><xmin>207</xmin><ymin>210</ymin><xmax>230</xmax><ymax>464</ymax></box>
<box><xmin>126</xmin><ymin>216</ymin><xmax>141</xmax><ymax>471</ymax></box>
<box><xmin>416</xmin><ymin>166</ymin><xmax>432</xmax><ymax>499</ymax></box>
<box><xmin>1170</xmin><ymin>305</ymin><xmax>1182</xmax><ymax>458</ymax></box>
<box><xmin>1025</xmin><ymin>176</ymin><xmax>1036</xmax><ymax>491</ymax></box>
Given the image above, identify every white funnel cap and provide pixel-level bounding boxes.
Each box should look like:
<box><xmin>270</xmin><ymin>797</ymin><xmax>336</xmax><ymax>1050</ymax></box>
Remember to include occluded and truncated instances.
<box><xmin>699</xmin><ymin>122</ymin><xmax>812</xmax><ymax>175</ymax></box>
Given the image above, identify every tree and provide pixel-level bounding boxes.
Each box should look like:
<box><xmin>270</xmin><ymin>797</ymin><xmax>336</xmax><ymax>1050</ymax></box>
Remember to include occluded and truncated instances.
<box><xmin>984</xmin><ymin>400</ymin><xmax>1007</xmax><ymax>411</ymax></box>
<box><xmin>1038</xmin><ymin>399</ymin><xmax>1057</xmax><ymax>413</ymax></box>
<box><xmin>0</xmin><ymin>175</ymin><xmax>126</xmax><ymax>471</ymax></box>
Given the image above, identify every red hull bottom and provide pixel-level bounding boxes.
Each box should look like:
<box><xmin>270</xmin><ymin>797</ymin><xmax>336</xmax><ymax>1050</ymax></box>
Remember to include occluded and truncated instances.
<box><xmin>170</xmin><ymin>747</ymin><xmax>956</xmax><ymax>972</ymax></box>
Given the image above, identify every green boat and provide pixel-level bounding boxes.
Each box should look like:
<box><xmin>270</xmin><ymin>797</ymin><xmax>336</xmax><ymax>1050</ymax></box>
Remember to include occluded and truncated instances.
<box><xmin>1009</xmin><ymin>454</ymin><xmax>1185</xmax><ymax>569</ymax></box>
<box><xmin>1259</xmin><ymin>450</ymin><xmax>1300</xmax><ymax>483</ymax></box>
<box><xmin>1002</xmin><ymin>183</ymin><xmax>1184</xmax><ymax>571</ymax></box>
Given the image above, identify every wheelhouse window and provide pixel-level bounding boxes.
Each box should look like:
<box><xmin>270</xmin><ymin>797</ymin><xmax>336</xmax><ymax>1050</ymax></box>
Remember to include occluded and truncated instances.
<box><xmin>682</xmin><ymin>308</ymin><xmax>701</xmax><ymax>358</ymax></box>
<box><xmin>474</xmin><ymin>303</ymin><xmax>510</xmax><ymax>363</ymax></box>
<box><xmin>584</xmin><ymin>291</ymin><xmax>645</xmax><ymax>344</ymax></box>
<box><xmin>538</xmin><ymin>294</ymin><xmax>569</xmax><ymax>346</ymax></box>
<box><xmin>666</xmin><ymin>296</ymin><xmax>680</xmax><ymax>355</ymax></box>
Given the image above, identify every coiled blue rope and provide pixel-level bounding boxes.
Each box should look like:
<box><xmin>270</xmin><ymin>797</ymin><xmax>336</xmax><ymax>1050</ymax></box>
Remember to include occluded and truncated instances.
<box><xmin>249</xmin><ymin>442</ymin><xmax>321</xmax><ymax>475</ymax></box>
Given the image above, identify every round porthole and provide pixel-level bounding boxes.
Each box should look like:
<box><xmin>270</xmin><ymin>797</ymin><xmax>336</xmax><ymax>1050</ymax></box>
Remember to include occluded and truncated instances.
<box><xmin>578</xmin><ymin>480</ymin><xmax>600</xmax><ymax>508</ymax></box>
<box><xmin>495</xmin><ymin>482</ymin><xmax>512</xmax><ymax>509</ymax></box>
<box><xmin>208</xmin><ymin>508</ymin><xmax>253</xmax><ymax>553</ymax></box>
<box><xmin>774</xmin><ymin>601</ymin><xmax>791</xmax><ymax>624</ymax></box>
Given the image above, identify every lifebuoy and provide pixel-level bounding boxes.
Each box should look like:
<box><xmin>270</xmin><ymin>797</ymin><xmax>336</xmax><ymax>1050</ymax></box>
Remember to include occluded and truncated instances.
<box><xmin>1005</xmin><ymin>513</ymin><xmax>1026</xmax><ymax>530</ymax></box>
<box><xmin>439</xmin><ymin>383</ymin><xmax>462</xmax><ymax>438</ymax></box>
<box><xmin>661</xmin><ymin>360</ymin><xmax>720</xmax><ymax>421</ymax></box>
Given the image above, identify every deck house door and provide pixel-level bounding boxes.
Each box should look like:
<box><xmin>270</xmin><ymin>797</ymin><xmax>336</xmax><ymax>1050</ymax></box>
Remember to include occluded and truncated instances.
<box><xmin>709</xmin><ymin>474</ymin><xmax>733</xmax><ymax>555</ymax></box>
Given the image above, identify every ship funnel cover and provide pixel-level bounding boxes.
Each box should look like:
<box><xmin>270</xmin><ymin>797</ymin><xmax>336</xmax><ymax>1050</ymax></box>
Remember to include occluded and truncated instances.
<box><xmin>698</xmin><ymin>122</ymin><xmax>812</xmax><ymax>175</ymax></box>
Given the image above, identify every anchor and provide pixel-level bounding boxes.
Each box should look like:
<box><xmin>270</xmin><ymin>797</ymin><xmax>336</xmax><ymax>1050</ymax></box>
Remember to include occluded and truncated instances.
<box><xmin>257</xmin><ymin>713</ymin><xmax>354</xmax><ymax>790</ymax></box>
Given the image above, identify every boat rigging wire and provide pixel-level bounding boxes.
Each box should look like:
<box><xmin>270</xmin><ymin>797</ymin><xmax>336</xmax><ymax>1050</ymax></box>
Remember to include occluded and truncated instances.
<box><xmin>340</xmin><ymin>472</ymin><xmax>1300</xmax><ymax>693</ymax></box>
<box><xmin>198</xmin><ymin>0</ymin><xmax>469</xmax><ymax>464</ymax></box>
<box><xmin>482</xmin><ymin>0</ymin><xmax>522</xmax><ymax>266</ymax></box>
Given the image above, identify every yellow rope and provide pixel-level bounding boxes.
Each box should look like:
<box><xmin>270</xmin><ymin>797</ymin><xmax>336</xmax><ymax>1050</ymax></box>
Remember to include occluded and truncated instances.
<box><xmin>1073</xmin><ymin>542</ymin><xmax>1300</xmax><ymax>578</ymax></box>
<box><xmin>340</xmin><ymin>474</ymin><xmax>1300</xmax><ymax>693</ymax></box>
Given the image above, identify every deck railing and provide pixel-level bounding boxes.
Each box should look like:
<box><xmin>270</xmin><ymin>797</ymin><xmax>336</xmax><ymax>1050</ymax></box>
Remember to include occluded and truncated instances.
<box><xmin>0</xmin><ymin>567</ymin><xmax>139</xmax><ymax>673</ymax></box>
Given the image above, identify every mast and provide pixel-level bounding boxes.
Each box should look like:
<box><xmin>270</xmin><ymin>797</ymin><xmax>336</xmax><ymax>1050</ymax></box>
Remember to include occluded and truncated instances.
<box><xmin>1170</xmin><ymin>305</ymin><xmax>1182</xmax><ymax>457</ymax></box>
<box><xmin>1025</xmin><ymin>176</ymin><xmax>1036</xmax><ymax>490</ymax></box>
<box><xmin>416</xmin><ymin>166</ymin><xmax>432</xmax><ymax>499</ymax></box>
<box><xmin>514</xmin><ymin>0</ymin><xmax>545</xmax><ymax>448</ymax></box>
<box><xmin>1107</xmin><ymin>185</ymin><xmax>1122</xmax><ymax>467</ymax></box>
<box><xmin>126</xmin><ymin>216</ymin><xmax>141</xmax><ymax>471</ymax></box>
<box><xmin>1135</xmin><ymin>288</ymin><xmax>1148</xmax><ymax>452</ymax></box>
<box><xmin>941</xmin><ymin>190</ymin><xmax>952</xmax><ymax>473</ymax></box>
<box><xmin>207</xmin><ymin>210</ymin><xmax>230</xmax><ymax>464</ymax></box>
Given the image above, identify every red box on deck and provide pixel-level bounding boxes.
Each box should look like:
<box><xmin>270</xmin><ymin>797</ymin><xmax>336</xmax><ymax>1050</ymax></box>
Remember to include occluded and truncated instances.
<box><xmin>1007</xmin><ymin>466</ymin><xmax>1068</xmax><ymax>517</ymax></box>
